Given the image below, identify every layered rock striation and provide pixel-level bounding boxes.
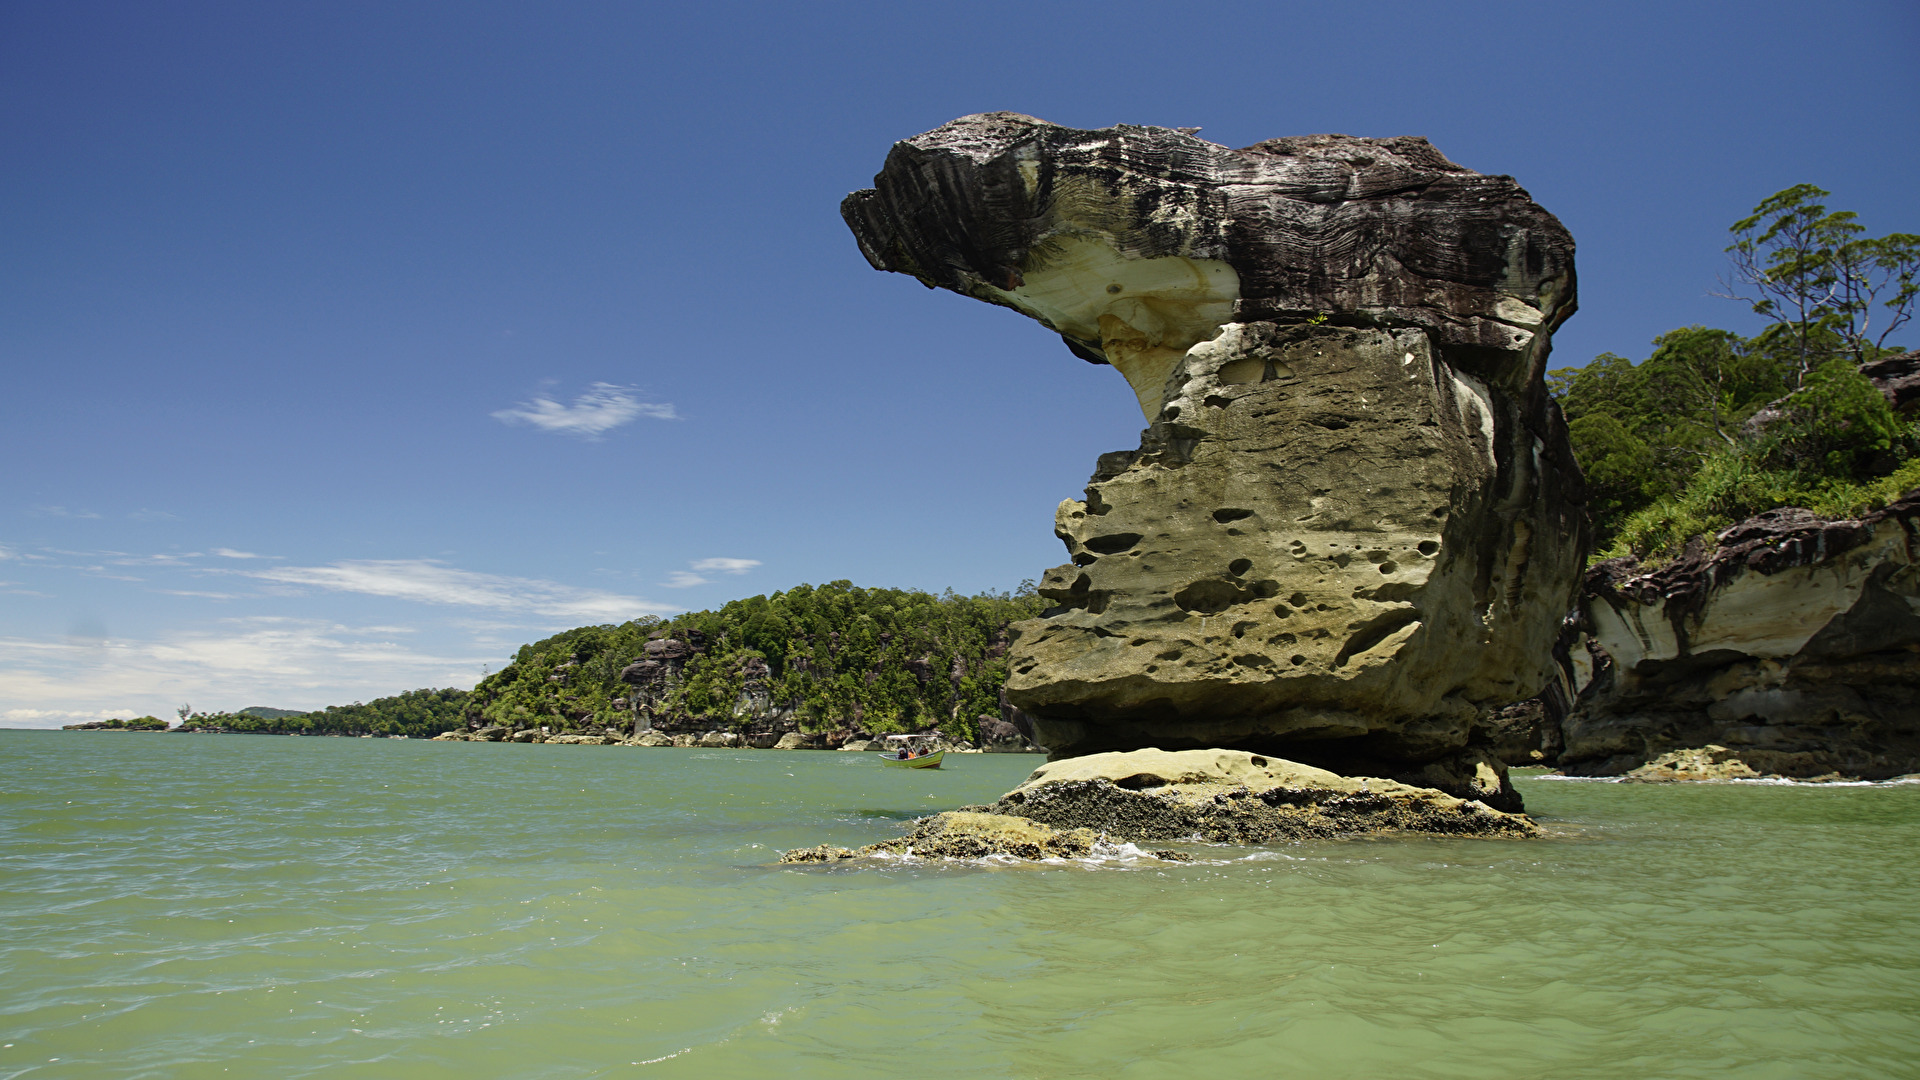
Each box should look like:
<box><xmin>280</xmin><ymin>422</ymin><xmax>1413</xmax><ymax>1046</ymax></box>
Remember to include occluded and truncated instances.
<box><xmin>1564</xmin><ymin>493</ymin><xmax>1920</xmax><ymax>778</ymax></box>
<box><xmin>845</xmin><ymin>114</ymin><xmax>1587</xmax><ymax>790</ymax></box>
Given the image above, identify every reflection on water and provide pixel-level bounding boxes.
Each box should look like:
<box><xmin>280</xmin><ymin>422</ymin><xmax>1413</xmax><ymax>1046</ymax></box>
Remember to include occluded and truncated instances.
<box><xmin>2</xmin><ymin>733</ymin><xmax>1917</xmax><ymax>1078</ymax></box>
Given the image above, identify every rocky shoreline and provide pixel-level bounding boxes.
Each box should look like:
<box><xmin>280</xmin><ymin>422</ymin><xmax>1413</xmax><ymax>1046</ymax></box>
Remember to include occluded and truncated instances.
<box><xmin>781</xmin><ymin>749</ymin><xmax>1535</xmax><ymax>864</ymax></box>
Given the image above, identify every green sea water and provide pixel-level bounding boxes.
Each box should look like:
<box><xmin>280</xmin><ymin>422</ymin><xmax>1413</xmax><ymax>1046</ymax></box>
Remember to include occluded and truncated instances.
<box><xmin>2</xmin><ymin>731</ymin><xmax>1917</xmax><ymax>1079</ymax></box>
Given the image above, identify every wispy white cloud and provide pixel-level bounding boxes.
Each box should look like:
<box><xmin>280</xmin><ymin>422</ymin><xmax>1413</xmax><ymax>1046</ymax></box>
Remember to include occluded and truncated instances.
<box><xmin>212</xmin><ymin>548</ymin><xmax>275</xmax><ymax>560</ymax></box>
<box><xmin>238</xmin><ymin>559</ymin><xmax>677</xmax><ymax>620</ymax></box>
<box><xmin>491</xmin><ymin>382</ymin><xmax>677</xmax><ymax>439</ymax></box>
<box><xmin>128</xmin><ymin>509</ymin><xmax>178</xmax><ymax>522</ymax></box>
<box><xmin>692</xmin><ymin>558</ymin><xmax>760</xmax><ymax>574</ymax></box>
<box><xmin>28</xmin><ymin>506</ymin><xmax>101</xmax><ymax>519</ymax></box>
<box><xmin>661</xmin><ymin>557</ymin><xmax>759</xmax><ymax>588</ymax></box>
<box><xmin>0</xmin><ymin>618</ymin><xmax>488</xmax><ymax>728</ymax></box>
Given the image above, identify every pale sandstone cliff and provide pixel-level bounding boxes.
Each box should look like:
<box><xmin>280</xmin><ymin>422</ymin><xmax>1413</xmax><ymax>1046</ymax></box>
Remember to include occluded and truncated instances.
<box><xmin>1564</xmin><ymin>493</ymin><xmax>1920</xmax><ymax>778</ymax></box>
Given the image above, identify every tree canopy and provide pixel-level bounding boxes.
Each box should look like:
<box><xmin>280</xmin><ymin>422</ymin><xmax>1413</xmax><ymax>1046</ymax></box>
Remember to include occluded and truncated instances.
<box><xmin>1551</xmin><ymin>186</ymin><xmax>1915</xmax><ymax>559</ymax></box>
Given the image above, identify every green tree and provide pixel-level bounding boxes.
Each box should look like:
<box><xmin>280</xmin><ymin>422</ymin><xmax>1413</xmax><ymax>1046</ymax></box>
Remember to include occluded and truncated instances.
<box><xmin>1759</xmin><ymin>358</ymin><xmax>1909</xmax><ymax>478</ymax></box>
<box><xmin>1723</xmin><ymin>184</ymin><xmax>1920</xmax><ymax>380</ymax></box>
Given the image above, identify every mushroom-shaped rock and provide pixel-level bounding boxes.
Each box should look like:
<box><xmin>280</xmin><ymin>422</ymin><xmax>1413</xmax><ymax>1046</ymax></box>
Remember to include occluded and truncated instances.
<box><xmin>845</xmin><ymin>114</ymin><xmax>1589</xmax><ymax>778</ymax></box>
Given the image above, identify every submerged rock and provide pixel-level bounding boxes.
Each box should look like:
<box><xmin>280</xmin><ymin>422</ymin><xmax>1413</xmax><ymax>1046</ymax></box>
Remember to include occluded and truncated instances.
<box><xmin>844</xmin><ymin>114</ymin><xmax>1586</xmax><ymax>790</ymax></box>
<box><xmin>978</xmin><ymin>749</ymin><xmax>1534</xmax><ymax>841</ymax></box>
<box><xmin>1565</xmin><ymin>492</ymin><xmax>1920</xmax><ymax>779</ymax></box>
<box><xmin>779</xmin><ymin>810</ymin><xmax>1191</xmax><ymax>864</ymax></box>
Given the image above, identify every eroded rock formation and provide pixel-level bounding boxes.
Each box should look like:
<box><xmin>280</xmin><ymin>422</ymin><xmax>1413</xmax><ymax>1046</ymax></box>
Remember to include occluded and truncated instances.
<box><xmin>845</xmin><ymin>114</ymin><xmax>1587</xmax><ymax>790</ymax></box>
<box><xmin>1563</xmin><ymin>493</ymin><xmax>1920</xmax><ymax>778</ymax></box>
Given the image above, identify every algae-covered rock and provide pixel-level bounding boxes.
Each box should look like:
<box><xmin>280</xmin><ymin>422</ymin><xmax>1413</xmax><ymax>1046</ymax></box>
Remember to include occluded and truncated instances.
<box><xmin>844</xmin><ymin>113</ymin><xmax>1587</xmax><ymax>779</ymax></box>
<box><xmin>1620</xmin><ymin>746</ymin><xmax>1762</xmax><ymax>783</ymax></box>
<box><xmin>775</xmin><ymin>732</ymin><xmax>825</xmax><ymax>750</ymax></box>
<box><xmin>778</xmin><ymin>811</ymin><xmax>1106</xmax><ymax>863</ymax></box>
<box><xmin>986</xmin><ymin>748</ymin><xmax>1535</xmax><ymax>841</ymax></box>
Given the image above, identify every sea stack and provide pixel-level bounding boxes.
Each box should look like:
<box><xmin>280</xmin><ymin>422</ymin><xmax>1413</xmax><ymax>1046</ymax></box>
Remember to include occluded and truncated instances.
<box><xmin>844</xmin><ymin>114</ymin><xmax>1588</xmax><ymax>805</ymax></box>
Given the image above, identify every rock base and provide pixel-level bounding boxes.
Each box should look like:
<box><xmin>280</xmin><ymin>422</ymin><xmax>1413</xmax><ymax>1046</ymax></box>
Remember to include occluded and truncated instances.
<box><xmin>780</xmin><ymin>749</ymin><xmax>1535</xmax><ymax>864</ymax></box>
<box><xmin>976</xmin><ymin>750</ymin><xmax>1534</xmax><ymax>842</ymax></box>
<box><xmin>781</xmin><ymin>811</ymin><xmax>1194</xmax><ymax>864</ymax></box>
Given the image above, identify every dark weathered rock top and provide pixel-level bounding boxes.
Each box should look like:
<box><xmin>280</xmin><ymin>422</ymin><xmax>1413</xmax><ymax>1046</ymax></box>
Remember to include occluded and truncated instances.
<box><xmin>844</xmin><ymin>112</ymin><xmax>1576</xmax><ymax>394</ymax></box>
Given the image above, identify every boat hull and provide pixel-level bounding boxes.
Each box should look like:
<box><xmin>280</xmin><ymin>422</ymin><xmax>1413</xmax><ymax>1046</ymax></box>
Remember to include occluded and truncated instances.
<box><xmin>880</xmin><ymin>750</ymin><xmax>944</xmax><ymax>769</ymax></box>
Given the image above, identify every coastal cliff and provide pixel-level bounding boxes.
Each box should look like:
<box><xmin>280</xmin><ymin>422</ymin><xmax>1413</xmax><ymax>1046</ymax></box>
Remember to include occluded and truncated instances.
<box><xmin>1561</xmin><ymin>492</ymin><xmax>1920</xmax><ymax>778</ymax></box>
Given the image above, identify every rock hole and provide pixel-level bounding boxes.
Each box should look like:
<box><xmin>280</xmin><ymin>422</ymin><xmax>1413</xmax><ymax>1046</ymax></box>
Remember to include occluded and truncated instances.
<box><xmin>1213</xmin><ymin>508</ymin><xmax>1255</xmax><ymax>523</ymax></box>
<box><xmin>1289</xmin><ymin>654</ymin><xmax>1308</xmax><ymax>665</ymax></box>
<box><xmin>1217</xmin><ymin>357</ymin><xmax>1265</xmax><ymax>385</ymax></box>
<box><xmin>1231</xmin><ymin>620</ymin><xmax>1257</xmax><ymax>639</ymax></box>
<box><xmin>1378</xmin><ymin>561</ymin><xmax>1397</xmax><ymax>574</ymax></box>
<box><xmin>1249</xmin><ymin>755</ymin><xmax>1268</xmax><ymax>767</ymax></box>
<box><xmin>1083</xmin><ymin>532</ymin><xmax>1143</xmax><ymax>555</ymax></box>
<box><xmin>1228</xmin><ymin>558</ymin><xmax>1253</xmax><ymax>576</ymax></box>
<box><xmin>1417</xmin><ymin>540</ymin><xmax>1439</xmax><ymax>556</ymax></box>
<box><xmin>1288</xmin><ymin>592</ymin><xmax>1308</xmax><ymax>607</ymax></box>
<box><xmin>1333</xmin><ymin>608</ymin><xmax>1422</xmax><ymax>668</ymax></box>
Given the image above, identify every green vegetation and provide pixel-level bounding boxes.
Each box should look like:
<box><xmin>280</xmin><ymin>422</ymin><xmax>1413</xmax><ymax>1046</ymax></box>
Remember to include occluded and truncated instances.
<box><xmin>1551</xmin><ymin>186</ymin><xmax>1917</xmax><ymax>561</ymax></box>
<box><xmin>176</xmin><ymin>688</ymin><xmax>469</xmax><ymax>737</ymax></box>
<box><xmin>466</xmin><ymin>580</ymin><xmax>1046</xmax><ymax>741</ymax></box>
<box><xmin>75</xmin><ymin>716</ymin><xmax>170</xmax><ymax>730</ymax></box>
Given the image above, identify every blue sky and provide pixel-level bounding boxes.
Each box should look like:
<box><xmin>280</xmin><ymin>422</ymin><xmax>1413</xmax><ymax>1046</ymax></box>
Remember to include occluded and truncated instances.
<box><xmin>3</xmin><ymin>0</ymin><xmax>1916</xmax><ymax>725</ymax></box>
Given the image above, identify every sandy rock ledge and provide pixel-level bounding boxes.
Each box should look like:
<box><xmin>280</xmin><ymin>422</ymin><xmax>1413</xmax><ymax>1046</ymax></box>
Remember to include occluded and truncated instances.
<box><xmin>781</xmin><ymin>749</ymin><xmax>1534</xmax><ymax>864</ymax></box>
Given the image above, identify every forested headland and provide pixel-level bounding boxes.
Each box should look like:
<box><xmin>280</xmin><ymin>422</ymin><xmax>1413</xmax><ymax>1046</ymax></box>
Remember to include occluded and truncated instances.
<box><xmin>465</xmin><ymin>581</ymin><xmax>1046</xmax><ymax>741</ymax></box>
<box><xmin>1553</xmin><ymin>185</ymin><xmax>1916</xmax><ymax>558</ymax></box>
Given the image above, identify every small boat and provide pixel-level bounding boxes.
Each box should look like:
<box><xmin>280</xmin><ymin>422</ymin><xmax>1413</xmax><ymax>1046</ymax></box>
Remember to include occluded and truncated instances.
<box><xmin>878</xmin><ymin>734</ymin><xmax>945</xmax><ymax>769</ymax></box>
